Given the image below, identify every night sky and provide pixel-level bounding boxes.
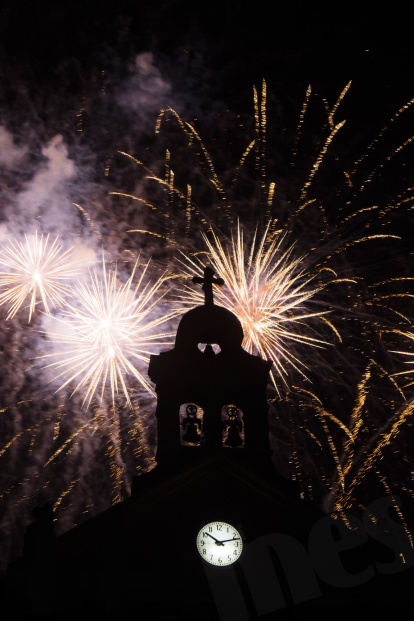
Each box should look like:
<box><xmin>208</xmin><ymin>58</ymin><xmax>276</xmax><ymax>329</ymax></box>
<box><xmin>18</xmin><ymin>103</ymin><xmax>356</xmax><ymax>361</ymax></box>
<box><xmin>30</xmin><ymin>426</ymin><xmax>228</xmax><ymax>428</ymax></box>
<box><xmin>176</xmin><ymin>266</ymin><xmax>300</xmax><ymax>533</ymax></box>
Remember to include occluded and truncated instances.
<box><xmin>1</xmin><ymin>1</ymin><xmax>414</xmax><ymax>575</ymax></box>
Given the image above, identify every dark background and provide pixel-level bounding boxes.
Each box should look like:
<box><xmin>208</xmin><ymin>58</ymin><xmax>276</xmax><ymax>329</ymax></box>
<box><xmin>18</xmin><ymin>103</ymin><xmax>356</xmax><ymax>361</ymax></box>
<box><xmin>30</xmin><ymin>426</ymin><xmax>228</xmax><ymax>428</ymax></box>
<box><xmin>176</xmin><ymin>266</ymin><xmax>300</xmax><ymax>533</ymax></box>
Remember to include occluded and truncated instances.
<box><xmin>2</xmin><ymin>1</ymin><xmax>413</xmax><ymax>121</ymax></box>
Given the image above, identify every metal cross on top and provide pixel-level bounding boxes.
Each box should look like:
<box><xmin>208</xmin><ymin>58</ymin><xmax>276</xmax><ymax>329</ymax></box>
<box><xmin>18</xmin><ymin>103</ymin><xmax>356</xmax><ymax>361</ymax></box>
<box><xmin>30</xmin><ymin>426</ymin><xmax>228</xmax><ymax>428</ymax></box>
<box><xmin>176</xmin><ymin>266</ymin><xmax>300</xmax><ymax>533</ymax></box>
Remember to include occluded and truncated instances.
<box><xmin>193</xmin><ymin>266</ymin><xmax>224</xmax><ymax>306</ymax></box>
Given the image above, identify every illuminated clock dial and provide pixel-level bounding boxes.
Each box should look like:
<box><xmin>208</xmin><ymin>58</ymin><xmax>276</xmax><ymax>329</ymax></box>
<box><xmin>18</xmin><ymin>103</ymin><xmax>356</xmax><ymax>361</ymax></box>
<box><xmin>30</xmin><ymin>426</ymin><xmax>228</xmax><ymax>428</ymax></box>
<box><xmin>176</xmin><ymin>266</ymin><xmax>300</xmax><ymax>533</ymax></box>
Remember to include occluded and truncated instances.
<box><xmin>196</xmin><ymin>521</ymin><xmax>243</xmax><ymax>566</ymax></box>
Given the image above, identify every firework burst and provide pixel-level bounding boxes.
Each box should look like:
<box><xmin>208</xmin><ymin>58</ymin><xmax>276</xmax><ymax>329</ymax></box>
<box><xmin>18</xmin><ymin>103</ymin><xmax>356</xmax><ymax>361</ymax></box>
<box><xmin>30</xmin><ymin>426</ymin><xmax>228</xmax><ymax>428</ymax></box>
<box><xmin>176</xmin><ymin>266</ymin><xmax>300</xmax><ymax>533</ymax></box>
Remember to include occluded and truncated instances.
<box><xmin>177</xmin><ymin>222</ymin><xmax>342</xmax><ymax>390</ymax></box>
<box><xmin>0</xmin><ymin>231</ymin><xmax>78</xmax><ymax>322</ymax></box>
<box><xmin>41</xmin><ymin>256</ymin><xmax>175</xmax><ymax>407</ymax></box>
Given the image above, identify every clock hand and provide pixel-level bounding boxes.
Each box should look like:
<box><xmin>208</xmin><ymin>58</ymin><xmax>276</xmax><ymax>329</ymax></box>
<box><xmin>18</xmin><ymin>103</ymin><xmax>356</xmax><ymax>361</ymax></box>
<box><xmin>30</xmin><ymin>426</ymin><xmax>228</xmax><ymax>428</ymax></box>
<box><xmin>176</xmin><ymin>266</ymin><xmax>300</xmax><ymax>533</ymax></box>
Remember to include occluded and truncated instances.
<box><xmin>204</xmin><ymin>532</ymin><xmax>225</xmax><ymax>546</ymax></box>
<box><xmin>219</xmin><ymin>537</ymin><xmax>241</xmax><ymax>543</ymax></box>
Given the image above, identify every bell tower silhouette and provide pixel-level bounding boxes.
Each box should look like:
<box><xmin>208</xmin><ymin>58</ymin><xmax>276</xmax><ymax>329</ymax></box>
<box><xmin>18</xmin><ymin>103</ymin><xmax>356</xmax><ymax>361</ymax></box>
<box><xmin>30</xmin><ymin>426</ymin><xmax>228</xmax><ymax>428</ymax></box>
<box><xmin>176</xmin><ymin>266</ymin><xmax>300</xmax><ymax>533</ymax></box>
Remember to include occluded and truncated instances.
<box><xmin>147</xmin><ymin>265</ymin><xmax>273</xmax><ymax>472</ymax></box>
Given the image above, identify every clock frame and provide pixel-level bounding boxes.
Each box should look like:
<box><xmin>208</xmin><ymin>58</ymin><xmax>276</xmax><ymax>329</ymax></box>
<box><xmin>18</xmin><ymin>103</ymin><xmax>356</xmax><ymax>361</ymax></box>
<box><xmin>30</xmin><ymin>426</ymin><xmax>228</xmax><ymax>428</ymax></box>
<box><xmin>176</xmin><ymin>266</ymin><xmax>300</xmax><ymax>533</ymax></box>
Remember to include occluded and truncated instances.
<box><xmin>196</xmin><ymin>521</ymin><xmax>243</xmax><ymax>566</ymax></box>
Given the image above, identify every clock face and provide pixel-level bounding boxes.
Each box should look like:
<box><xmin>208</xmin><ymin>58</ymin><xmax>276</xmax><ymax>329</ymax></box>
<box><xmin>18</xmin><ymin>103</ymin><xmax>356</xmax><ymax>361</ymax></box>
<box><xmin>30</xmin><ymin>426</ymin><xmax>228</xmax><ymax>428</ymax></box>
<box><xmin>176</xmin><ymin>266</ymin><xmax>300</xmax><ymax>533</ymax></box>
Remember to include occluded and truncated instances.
<box><xmin>196</xmin><ymin>521</ymin><xmax>243</xmax><ymax>566</ymax></box>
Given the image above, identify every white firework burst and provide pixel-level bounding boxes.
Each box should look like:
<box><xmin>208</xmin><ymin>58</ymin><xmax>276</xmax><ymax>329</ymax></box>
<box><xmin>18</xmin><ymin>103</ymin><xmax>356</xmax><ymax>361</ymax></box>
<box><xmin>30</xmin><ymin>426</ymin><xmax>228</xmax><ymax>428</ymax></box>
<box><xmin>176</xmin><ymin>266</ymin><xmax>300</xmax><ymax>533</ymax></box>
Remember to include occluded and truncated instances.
<box><xmin>42</xmin><ymin>257</ymin><xmax>176</xmax><ymax>407</ymax></box>
<box><xmin>0</xmin><ymin>231</ymin><xmax>78</xmax><ymax>322</ymax></box>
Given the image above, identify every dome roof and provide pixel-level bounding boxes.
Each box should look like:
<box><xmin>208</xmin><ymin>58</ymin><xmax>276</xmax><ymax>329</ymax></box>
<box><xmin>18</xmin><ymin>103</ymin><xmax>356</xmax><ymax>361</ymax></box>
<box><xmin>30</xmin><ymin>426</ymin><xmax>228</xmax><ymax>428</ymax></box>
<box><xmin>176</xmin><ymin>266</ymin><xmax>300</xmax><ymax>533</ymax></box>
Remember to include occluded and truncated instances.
<box><xmin>175</xmin><ymin>304</ymin><xmax>244</xmax><ymax>353</ymax></box>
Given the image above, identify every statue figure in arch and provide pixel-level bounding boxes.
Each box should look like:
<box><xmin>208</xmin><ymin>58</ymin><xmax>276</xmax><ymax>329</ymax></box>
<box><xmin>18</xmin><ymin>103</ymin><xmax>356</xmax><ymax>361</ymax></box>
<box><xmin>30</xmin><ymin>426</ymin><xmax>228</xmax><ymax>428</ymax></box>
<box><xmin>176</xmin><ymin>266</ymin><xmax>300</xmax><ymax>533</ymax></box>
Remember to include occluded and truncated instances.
<box><xmin>222</xmin><ymin>404</ymin><xmax>244</xmax><ymax>447</ymax></box>
<box><xmin>181</xmin><ymin>403</ymin><xmax>203</xmax><ymax>444</ymax></box>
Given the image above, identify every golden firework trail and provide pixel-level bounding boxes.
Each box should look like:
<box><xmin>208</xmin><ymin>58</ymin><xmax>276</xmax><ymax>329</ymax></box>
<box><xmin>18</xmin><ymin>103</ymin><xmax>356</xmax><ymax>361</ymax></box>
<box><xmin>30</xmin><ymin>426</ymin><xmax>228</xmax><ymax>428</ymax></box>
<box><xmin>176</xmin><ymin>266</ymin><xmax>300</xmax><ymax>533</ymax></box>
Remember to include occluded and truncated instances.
<box><xmin>41</xmin><ymin>256</ymin><xmax>176</xmax><ymax>407</ymax></box>
<box><xmin>286</xmin><ymin>360</ymin><xmax>414</xmax><ymax>516</ymax></box>
<box><xmin>0</xmin><ymin>231</ymin><xmax>78</xmax><ymax>322</ymax></box>
<box><xmin>389</xmin><ymin>329</ymin><xmax>414</xmax><ymax>385</ymax></box>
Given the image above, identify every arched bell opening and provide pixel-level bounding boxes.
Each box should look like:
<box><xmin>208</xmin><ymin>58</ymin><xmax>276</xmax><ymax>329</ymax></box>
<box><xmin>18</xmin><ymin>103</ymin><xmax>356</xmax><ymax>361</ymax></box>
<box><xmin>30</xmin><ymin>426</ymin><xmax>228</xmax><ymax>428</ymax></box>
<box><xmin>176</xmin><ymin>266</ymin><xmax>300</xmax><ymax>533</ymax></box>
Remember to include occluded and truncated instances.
<box><xmin>221</xmin><ymin>404</ymin><xmax>244</xmax><ymax>448</ymax></box>
<box><xmin>179</xmin><ymin>403</ymin><xmax>205</xmax><ymax>446</ymax></box>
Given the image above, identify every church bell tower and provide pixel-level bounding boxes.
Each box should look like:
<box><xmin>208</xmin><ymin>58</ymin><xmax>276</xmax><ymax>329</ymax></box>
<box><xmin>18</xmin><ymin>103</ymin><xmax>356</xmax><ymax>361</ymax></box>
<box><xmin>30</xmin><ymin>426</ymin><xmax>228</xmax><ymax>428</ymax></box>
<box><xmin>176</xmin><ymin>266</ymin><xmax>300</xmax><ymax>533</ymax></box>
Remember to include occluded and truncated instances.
<box><xmin>147</xmin><ymin>265</ymin><xmax>273</xmax><ymax>472</ymax></box>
